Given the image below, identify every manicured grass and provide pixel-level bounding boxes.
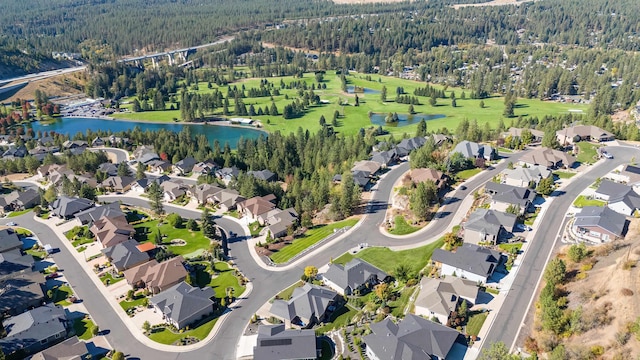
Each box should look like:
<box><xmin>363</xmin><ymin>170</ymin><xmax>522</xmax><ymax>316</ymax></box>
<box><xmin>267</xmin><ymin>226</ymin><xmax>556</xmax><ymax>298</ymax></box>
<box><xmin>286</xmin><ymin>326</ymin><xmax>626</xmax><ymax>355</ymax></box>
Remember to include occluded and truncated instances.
<box><xmin>120</xmin><ymin>293</ymin><xmax>147</xmax><ymax>311</ymax></box>
<box><xmin>100</xmin><ymin>272</ymin><xmax>124</xmax><ymax>286</ymax></box>
<box><xmin>15</xmin><ymin>227</ymin><xmax>33</xmax><ymax>236</ymax></box>
<box><xmin>315</xmin><ymin>305</ymin><xmax>359</xmax><ymax>334</ymax></box>
<box><xmin>114</xmin><ymin>70</ymin><xmax>586</xmax><ymax>137</ymax></box>
<box><xmin>249</xmin><ymin>221</ymin><xmax>263</xmax><ymax>237</ymax></box>
<box><xmin>134</xmin><ymin>219</ymin><xmax>210</xmax><ymax>257</ymax></box>
<box><xmin>553</xmin><ymin>171</ymin><xmax>576</xmax><ymax>179</ymax></box>
<box><xmin>26</xmin><ymin>248</ymin><xmax>47</xmax><ymax>261</ymax></box>
<box><xmin>7</xmin><ymin>209</ymin><xmax>31</xmax><ymax>217</ymax></box>
<box><xmin>389</xmin><ymin>286</ymin><xmax>416</xmax><ymax>318</ymax></box>
<box><xmin>389</xmin><ymin>216</ymin><xmax>421</xmax><ymax>235</ymax></box>
<box><xmin>52</xmin><ymin>285</ymin><xmax>73</xmax><ymax>305</ymax></box>
<box><xmin>466</xmin><ymin>312</ymin><xmax>488</xmax><ymax>337</ymax></box>
<box><xmin>269</xmin><ymin>219</ymin><xmax>358</xmax><ymax>264</ymax></box>
<box><xmin>456</xmin><ymin>168</ymin><xmax>482</xmax><ymax>181</ymax></box>
<box><xmin>73</xmin><ymin>317</ymin><xmax>97</xmax><ymax>340</ymax></box>
<box><xmin>209</xmin><ymin>262</ymin><xmax>245</xmax><ymax>299</ymax></box>
<box><xmin>148</xmin><ymin>317</ymin><xmax>218</xmax><ymax>344</ymax></box>
<box><xmin>72</xmin><ymin>237</ymin><xmax>94</xmax><ymax>247</ymax></box>
<box><xmin>333</xmin><ymin>238</ymin><xmax>445</xmax><ymax>274</ymax></box>
<box><xmin>498</xmin><ymin>147</ymin><xmax>514</xmax><ymax>153</ymax></box>
<box><xmin>276</xmin><ymin>281</ymin><xmax>305</xmax><ymax>301</ymax></box>
<box><xmin>573</xmin><ymin>195</ymin><xmax>606</xmax><ymax>208</ymax></box>
<box><xmin>498</xmin><ymin>243</ymin><xmax>523</xmax><ymax>253</ymax></box>
<box><xmin>576</xmin><ymin>141</ymin><xmax>599</xmax><ymax>164</ymax></box>
<box><xmin>318</xmin><ymin>338</ymin><xmax>334</xmax><ymax>360</ymax></box>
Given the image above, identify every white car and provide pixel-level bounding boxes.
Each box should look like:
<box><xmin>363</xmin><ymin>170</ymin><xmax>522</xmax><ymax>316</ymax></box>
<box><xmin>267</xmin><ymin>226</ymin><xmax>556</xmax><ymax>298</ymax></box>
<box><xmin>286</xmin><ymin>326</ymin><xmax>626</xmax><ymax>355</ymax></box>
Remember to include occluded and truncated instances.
<box><xmin>6</xmin><ymin>222</ymin><xmax>17</xmax><ymax>226</ymax></box>
<box><xmin>516</xmin><ymin>224</ymin><xmax>532</xmax><ymax>231</ymax></box>
<box><xmin>602</xmin><ymin>151</ymin><xmax>613</xmax><ymax>159</ymax></box>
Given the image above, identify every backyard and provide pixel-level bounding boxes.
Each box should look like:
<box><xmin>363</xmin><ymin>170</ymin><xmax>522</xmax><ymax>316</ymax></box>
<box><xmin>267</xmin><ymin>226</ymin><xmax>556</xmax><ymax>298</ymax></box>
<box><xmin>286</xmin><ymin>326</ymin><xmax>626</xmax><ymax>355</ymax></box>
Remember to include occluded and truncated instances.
<box><xmin>269</xmin><ymin>218</ymin><xmax>358</xmax><ymax>264</ymax></box>
<box><xmin>315</xmin><ymin>305</ymin><xmax>359</xmax><ymax>334</ymax></box>
<box><xmin>134</xmin><ymin>219</ymin><xmax>210</xmax><ymax>257</ymax></box>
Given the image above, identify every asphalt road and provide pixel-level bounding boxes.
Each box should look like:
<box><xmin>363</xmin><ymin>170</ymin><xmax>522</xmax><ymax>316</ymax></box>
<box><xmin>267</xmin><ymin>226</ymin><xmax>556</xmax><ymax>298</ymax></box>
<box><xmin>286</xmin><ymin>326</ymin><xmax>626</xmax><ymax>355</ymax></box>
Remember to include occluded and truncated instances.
<box><xmin>481</xmin><ymin>145</ymin><xmax>639</xmax><ymax>353</ymax></box>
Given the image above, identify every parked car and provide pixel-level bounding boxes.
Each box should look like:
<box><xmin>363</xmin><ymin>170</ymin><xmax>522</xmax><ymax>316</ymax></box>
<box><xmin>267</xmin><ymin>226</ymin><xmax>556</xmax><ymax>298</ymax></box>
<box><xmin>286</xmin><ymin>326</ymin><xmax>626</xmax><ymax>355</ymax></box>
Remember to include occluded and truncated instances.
<box><xmin>45</xmin><ymin>272</ymin><xmax>60</xmax><ymax>280</ymax></box>
<box><xmin>602</xmin><ymin>151</ymin><xmax>614</xmax><ymax>159</ymax></box>
<box><xmin>516</xmin><ymin>224</ymin><xmax>532</xmax><ymax>232</ymax></box>
<box><xmin>6</xmin><ymin>222</ymin><xmax>16</xmax><ymax>226</ymax></box>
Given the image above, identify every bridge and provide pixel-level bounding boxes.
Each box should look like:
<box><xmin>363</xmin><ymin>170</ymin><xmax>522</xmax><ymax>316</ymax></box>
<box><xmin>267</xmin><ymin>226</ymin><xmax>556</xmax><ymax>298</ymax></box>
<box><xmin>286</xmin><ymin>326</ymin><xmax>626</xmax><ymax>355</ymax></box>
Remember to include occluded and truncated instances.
<box><xmin>119</xmin><ymin>36</ymin><xmax>234</xmax><ymax>68</ymax></box>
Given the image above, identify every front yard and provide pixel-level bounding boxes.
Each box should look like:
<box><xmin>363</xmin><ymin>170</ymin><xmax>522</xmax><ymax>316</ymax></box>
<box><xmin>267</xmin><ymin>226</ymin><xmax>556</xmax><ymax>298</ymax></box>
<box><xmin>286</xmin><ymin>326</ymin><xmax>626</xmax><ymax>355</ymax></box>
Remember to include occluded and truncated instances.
<box><xmin>573</xmin><ymin>195</ymin><xmax>606</xmax><ymax>208</ymax></box>
<box><xmin>269</xmin><ymin>219</ymin><xmax>358</xmax><ymax>264</ymax></box>
<box><xmin>7</xmin><ymin>209</ymin><xmax>32</xmax><ymax>217</ymax></box>
<box><xmin>72</xmin><ymin>317</ymin><xmax>97</xmax><ymax>340</ymax></box>
<box><xmin>134</xmin><ymin>219</ymin><xmax>210</xmax><ymax>257</ymax></box>
<box><xmin>576</xmin><ymin>141</ymin><xmax>599</xmax><ymax>164</ymax></box>
<box><xmin>192</xmin><ymin>261</ymin><xmax>246</xmax><ymax>299</ymax></box>
<box><xmin>466</xmin><ymin>311</ymin><xmax>488</xmax><ymax>337</ymax></box>
<box><xmin>456</xmin><ymin>168</ymin><xmax>482</xmax><ymax>181</ymax></box>
<box><xmin>388</xmin><ymin>216</ymin><xmax>421</xmax><ymax>235</ymax></box>
<box><xmin>100</xmin><ymin>272</ymin><xmax>124</xmax><ymax>286</ymax></box>
<box><xmin>148</xmin><ymin>316</ymin><xmax>218</xmax><ymax>345</ymax></box>
<box><xmin>315</xmin><ymin>305</ymin><xmax>359</xmax><ymax>334</ymax></box>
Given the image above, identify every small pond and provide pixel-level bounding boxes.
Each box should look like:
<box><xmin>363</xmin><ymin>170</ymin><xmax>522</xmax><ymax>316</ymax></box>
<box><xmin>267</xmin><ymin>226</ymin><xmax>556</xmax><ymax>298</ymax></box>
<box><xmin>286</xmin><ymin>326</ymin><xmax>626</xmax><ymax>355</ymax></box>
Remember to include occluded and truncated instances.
<box><xmin>370</xmin><ymin>113</ymin><xmax>446</xmax><ymax>127</ymax></box>
<box><xmin>346</xmin><ymin>85</ymin><xmax>380</xmax><ymax>94</ymax></box>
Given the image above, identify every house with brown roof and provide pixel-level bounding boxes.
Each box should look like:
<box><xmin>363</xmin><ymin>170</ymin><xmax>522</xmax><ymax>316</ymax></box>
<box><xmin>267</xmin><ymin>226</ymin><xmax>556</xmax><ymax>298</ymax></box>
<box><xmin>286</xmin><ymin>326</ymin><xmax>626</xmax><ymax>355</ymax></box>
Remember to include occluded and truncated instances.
<box><xmin>519</xmin><ymin>147</ymin><xmax>576</xmax><ymax>169</ymax></box>
<box><xmin>100</xmin><ymin>176</ymin><xmax>135</xmax><ymax>193</ymax></box>
<box><xmin>237</xmin><ymin>194</ymin><xmax>277</xmax><ymax>224</ymax></box>
<box><xmin>408</xmin><ymin>168</ymin><xmax>447</xmax><ymax>190</ymax></box>
<box><xmin>124</xmin><ymin>256</ymin><xmax>187</xmax><ymax>295</ymax></box>
<box><xmin>556</xmin><ymin>125</ymin><xmax>614</xmax><ymax>145</ymax></box>
<box><xmin>211</xmin><ymin>189</ymin><xmax>245</xmax><ymax>212</ymax></box>
<box><xmin>188</xmin><ymin>184</ymin><xmax>223</xmax><ymax>205</ymax></box>
<box><xmin>161</xmin><ymin>181</ymin><xmax>190</xmax><ymax>201</ymax></box>
<box><xmin>90</xmin><ymin>215</ymin><xmax>135</xmax><ymax>248</ymax></box>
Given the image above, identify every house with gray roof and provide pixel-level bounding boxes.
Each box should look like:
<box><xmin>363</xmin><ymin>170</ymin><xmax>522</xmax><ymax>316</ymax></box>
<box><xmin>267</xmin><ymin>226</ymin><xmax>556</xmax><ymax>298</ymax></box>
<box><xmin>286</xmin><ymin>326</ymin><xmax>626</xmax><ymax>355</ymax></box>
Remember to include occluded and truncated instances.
<box><xmin>211</xmin><ymin>188</ymin><xmax>245</xmax><ymax>212</ymax></box>
<box><xmin>263</xmin><ymin>208</ymin><xmax>299</xmax><ymax>239</ymax></box>
<box><xmin>351</xmin><ymin>160</ymin><xmax>381</xmax><ymax>178</ymax></box>
<box><xmin>502</xmin><ymin>165</ymin><xmax>552</xmax><ymax>188</ymax></box>
<box><xmin>363</xmin><ymin>314</ymin><xmax>459</xmax><ymax>360</ymax></box>
<box><xmin>484</xmin><ymin>182</ymin><xmax>537</xmax><ymax>214</ymax></box>
<box><xmin>0</xmin><ymin>304</ymin><xmax>68</xmax><ymax>356</ymax></box>
<box><xmin>75</xmin><ymin>202</ymin><xmax>124</xmax><ymax>225</ymax></box>
<box><xmin>322</xmin><ymin>259</ymin><xmax>390</xmax><ymax>295</ymax></box>
<box><xmin>150</xmin><ymin>281</ymin><xmax>215</xmax><ymax>329</ymax></box>
<box><xmin>31</xmin><ymin>335</ymin><xmax>88</xmax><ymax>360</ymax></box>
<box><xmin>192</xmin><ymin>160</ymin><xmax>218</xmax><ymax>176</ymax></box>
<box><xmin>595</xmin><ymin>180</ymin><xmax>640</xmax><ymax>216</ymax></box>
<box><xmin>501</xmin><ymin>127</ymin><xmax>544</xmax><ymax>143</ymax></box>
<box><xmin>270</xmin><ymin>283</ymin><xmax>339</xmax><ymax>327</ymax></box>
<box><xmin>396</xmin><ymin>137</ymin><xmax>427</xmax><ymax>157</ymax></box>
<box><xmin>0</xmin><ymin>228</ymin><xmax>22</xmax><ymax>254</ymax></box>
<box><xmin>248</xmin><ymin>169</ymin><xmax>277</xmax><ymax>182</ymax></box>
<box><xmin>50</xmin><ymin>196</ymin><xmax>94</xmax><ymax>219</ymax></box>
<box><xmin>131</xmin><ymin>175</ymin><xmax>171</xmax><ymax>193</ymax></box>
<box><xmin>463</xmin><ymin>208</ymin><xmax>517</xmax><ymax>245</ymax></box>
<box><xmin>100</xmin><ymin>175</ymin><xmax>135</xmax><ymax>193</ymax></box>
<box><xmin>572</xmin><ymin>206</ymin><xmax>628</xmax><ymax>243</ymax></box>
<box><xmin>432</xmin><ymin>244</ymin><xmax>503</xmax><ymax>283</ymax></box>
<box><xmin>0</xmin><ymin>250</ymin><xmax>35</xmax><ymax>277</ymax></box>
<box><xmin>1</xmin><ymin>188</ymin><xmax>41</xmax><ymax>211</ymax></box>
<box><xmin>188</xmin><ymin>183</ymin><xmax>223</xmax><ymax>205</ymax></box>
<box><xmin>216</xmin><ymin>166</ymin><xmax>240</xmax><ymax>183</ymax></box>
<box><xmin>451</xmin><ymin>140</ymin><xmax>497</xmax><ymax>161</ymax></box>
<box><xmin>102</xmin><ymin>239</ymin><xmax>150</xmax><ymax>272</ymax></box>
<box><xmin>0</xmin><ymin>269</ymin><xmax>45</xmax><ymax>315</ymax></box>
<box><xmin>371</xmin><ymin>149</ymin><xmax>398</xmax><ymax>167</ymax></box>
<box><xmin>97</xmin><ymin>162</ymin><xmax>118</xmax><ymax>177</ymax></box>
<box><xmin>414</xmin><ymin>277</ymin><xmax>479</xmax><ymax>325</ymax></box>
<box><xmin>253</xmin><ymin>324</ymin><xmax>318</xmax><ymax>360</ymax></box>
<box><xmin>2</xmin><ymin>145</ymin><xmax>28</xmax><ymax>159</ymax></box>
<box><xmin>605</xmin><ymin>164</ymin><xmax>640</xmax><ymax>186</ymax></box>
<box><xmin>174</xmin><ymin>156</ymin><xmax>198</xmax><ymax>175</ymax></box>
<box><xmin>147</xmin><ymin>159</ymin><xmax>172</xmax><ymax>174</ymax></box>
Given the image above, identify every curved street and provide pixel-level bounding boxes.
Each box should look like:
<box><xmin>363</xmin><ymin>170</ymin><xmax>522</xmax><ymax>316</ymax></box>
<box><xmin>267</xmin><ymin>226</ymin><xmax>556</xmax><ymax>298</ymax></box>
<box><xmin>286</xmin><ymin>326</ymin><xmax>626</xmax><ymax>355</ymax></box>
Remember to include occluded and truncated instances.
<box><xmin>2</xmin><ymin>145</ymin><xmax>633</xmax><ymax>359</ymax></box>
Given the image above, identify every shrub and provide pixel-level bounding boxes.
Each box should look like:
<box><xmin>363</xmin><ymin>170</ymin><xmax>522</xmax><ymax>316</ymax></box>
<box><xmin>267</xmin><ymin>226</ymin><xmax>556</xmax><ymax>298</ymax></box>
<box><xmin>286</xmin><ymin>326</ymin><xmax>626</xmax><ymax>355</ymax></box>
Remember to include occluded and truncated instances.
<box><xmin>580</xmin><ymin>263</ymin><xmax>593</xmax><ymax>272</ymax></box>
<box><xmin>621</xmin><ymin>288</ymin><xmax>634</xmax><ymax>296</ymax></box>
<box><xmin>590</xmin><ymin>345</ymin><xmax>604</xmax><ymax>356</ymax></box>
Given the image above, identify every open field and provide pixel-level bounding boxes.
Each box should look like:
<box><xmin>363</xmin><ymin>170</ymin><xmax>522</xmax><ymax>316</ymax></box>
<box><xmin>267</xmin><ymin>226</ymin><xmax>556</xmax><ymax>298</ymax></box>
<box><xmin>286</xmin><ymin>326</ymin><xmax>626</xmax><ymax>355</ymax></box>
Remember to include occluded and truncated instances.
<box><xmin>114</xmin><ymin>70</ymin><xmax>587</xmax><ymax>137</ymax></box>
<box><xmin>2</xmin><ymin>72</ymin><xmax>85</xmax><ymax>103</ymax></box>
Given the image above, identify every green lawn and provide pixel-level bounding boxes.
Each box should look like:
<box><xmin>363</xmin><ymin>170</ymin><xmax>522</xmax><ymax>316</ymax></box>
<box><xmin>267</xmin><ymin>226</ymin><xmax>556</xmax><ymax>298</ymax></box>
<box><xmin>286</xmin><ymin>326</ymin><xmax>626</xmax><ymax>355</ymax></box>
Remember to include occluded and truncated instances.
<box><xmin>7</xmin><ymin>209</ymin><xmax>32</xmax><ymax>217</ymax></box>
<box><xmin>73</xmin><ymin>317</ymin><xmax>97</xmax><ymax>340</ymax></box>
<box><xmin>389</xmin><ymin>216</ymin><xmax>421</xmax><ymax>235</ymax></box>
<box><xmin>573</xmin><ymin>195</ymin><xmax>606</xmax><ymax>208</ymax></box>
<box><xmin>72</xmin><ymin>237</ymin><xmax>94</xmax><ymax>247</ymax></box>
<box><xmin>576</xmin><ymin>142</ymin><xmax>599</xmax><ymax>164</ymax></box>
<box><xmin>315</xmin><ymin>305</ymin><xmax>359</xmax><ymax>334</ymax></box>
<box><xmin>26</xmin><ymin>248</ymin><xmax>47</xmax><ymax>261</ymax></box>
<box><xmin>52</xmin><ymin>285</ymin><xmax>73</xmax><ymax>305</ymax></box>
<box><xmin>275</xmin><ymin>281</ymin><xmax>305</xmax><ymax>301</ymax></box>
<box><xmin>113</xmin><ymin>70</ymin><xmax>586</xmax><ymax>137</ymax></box>
<box><xmin>249</xmin><ymin>221</ymin><xmax>263</xmax><ymax>237</ymax></box>
<box><xmin>317</xmin><ymin>338</ymin><xmax>334</xmax><ymax>360</ymax></box>
<box><xmin>456</xmin><ymin>168</ymin><xmax>482</xmax><ymax>181</ymax></box>
<box><xmin>269</xmin><ymin>219</ymin><xmax>359</xmax><ymax>264</ymax></box>
<box><xmin>15</xmin><ymin>227</ymin><xmax>32</xmax><ymax>237</ymax></box>
<box><xmin>120</xmin><ymin>293</ymin><xmax>147</xmax><ymax>311</ymax></box>
<box><xmin>497</xmin><ymin>147</ymin><xmax>514</xmax><ymax>153</ymax></box>
<box><xmin>553</xmin><ymin>171</ymin><xmax>576</xmax><ymax>179</ymax></box>
<box><xmin>100</xmin><ymin>272</ymin><xmax>124</xmax><ymax>286</ymax></box>
<box><xmin>333</xmin><ymin>238</ymin><xmax>444</xmax><ymax>274</ymax></box>
<box><xmin>134</xmin><ymin>219</ymin><xmax>210</xmax><ymax>257</ymax></box>
<box><xmin>192</xmin><ymin>261</ymin><xmax>245</xmax><ymax>299</ymax></box>
<box><xmin>498</xmin><ymin>243</ymin><xmax>523</xmax><ymax>253</ymax></box>
<box><xmin>148</xmin><ymin>317</ymin><xmax>218</xmax><ymax>345</ymax></box>
<box><xmin>466</xmin><ymin>312</ymin><xmax>488</xmax><ymax>337</ymax></box>
<box><xmin>389</xmin><ymin>286</ymin><xmax>417</xmax><ymax>318</ymax></box>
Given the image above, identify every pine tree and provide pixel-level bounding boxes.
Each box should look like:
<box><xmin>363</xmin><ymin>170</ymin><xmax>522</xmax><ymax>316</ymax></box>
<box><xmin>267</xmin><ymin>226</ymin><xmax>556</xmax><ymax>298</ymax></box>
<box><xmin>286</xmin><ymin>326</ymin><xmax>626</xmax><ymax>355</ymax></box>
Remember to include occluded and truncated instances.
<box><xmin>147</xmin><ymin>181</ymin><xmax>164</xmax><ymax>215</ymax></box>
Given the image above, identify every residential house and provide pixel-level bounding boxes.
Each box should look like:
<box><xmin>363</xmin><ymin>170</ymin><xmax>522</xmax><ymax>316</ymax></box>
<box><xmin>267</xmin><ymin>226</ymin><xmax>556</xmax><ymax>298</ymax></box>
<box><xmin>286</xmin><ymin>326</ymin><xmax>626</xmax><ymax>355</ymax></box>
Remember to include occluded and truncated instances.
<box><xmin>97</xmin><ymin>163</ymin><xmax>119</xmax><ymax>177</ymax></box>
<box><xmin>430</xmin><ymin>134</ymin><xmax>452</xmax><ymax>147</ymax></box>
<box><xmin>595</xmin><ymin>180</ymin><xmax>640</xmax><ymax>215</ymax></box>
<box><xmin>132</xmin><ymin>145</ymin><xmax>158</xmax><ymax>162</ymax></box>
<box><xmin>75</xmin><ymin>202</ymin><xmax>124</xmax><ymax>225</ymax></box>
<box><xmin>501</xmin><ymin>127</ymin><xmax>544</xmax><ymax>143</ymax></box>
<box><xmin>174</xmin><ymin>156</ymin><xmax>198</xmax><ymax>175</ymax></box>
<box><xmin>189</xmin><ymin>184</ymin><xmax>222</xmax><ymax>205</ymax></box>
<box><xmin>408</xmin><ymin>168</ymin><xmax>447</xmax><ymax>190</ymax></box>
<box><xmin>501</xmin><ymin>165</ymin><xmax>552</xmax><ymax>188</ymax></box>
<box><xmin>192</xmin><ymin>160</ymin><xmax>218</xmax><ymax>176</ymax></box>
<box><xmin>63</xmin><ymin>140</ymin><xmax>88</xmax><ymax>150</ymax></box>
<box><xmin>351</xmin><ymin>171</ymin><xmax>371</xmax><ymax>188</ymax></box>
<box><xmin>519</xmin><ymin>147</ymin><xmax>576</xmax><ymax>169</ymax></box>
<box><xmin>463</xmin><ymin>208</ymin><xmax>517</xmax><ymax>244</ymax></box>
<box><xmin>253</xmin><ymin>324</ymin><xmax>318</xmax><ymax>360</ymax></box>
<box><xmin>395</xmin><ymin>137</ymin><xmax>427</xmax><ymax>157</ymax></box>
<box><xmin>605</xmin><ymin>164</ymin><xmax>640</xmax><ymax>187</ymax></box>
<box><xmin>161</xmin><ymin>181</ymin><xmax>190</xmax><ymax>201</ymax></box>
<box><xmin>322</xmin><ymin>259</ymin><xmax>389</xmax><ymax>295</ymax></box>
<box><xmin>108</xmin><ymin>135</ymin><xmax>131</xmax><ymax>146</ymax></box>
<box><xmin>216</xmin><ymin>166</ymin><xmax>240</xmax><ymax>183</ymax></box>
<box><xmin>29</xmin><ymin>145</ymin><xmax>59</xmax><ymax>160</ymax></box>
<box><xmin>363</xmin><ymin>314</ymin><xmax>459</xmax><ymax>360</ymax></box>
<box><xmin>91</xmin><ymin>137</ymin><xmax>105</xmax><ymax>147</ymax></box>
<box><xmin>211</xmin><ymin>189</ymin><xmax>245</xmax><ymax>212</ymax></box>
<box><xmin>0</xmin><ymin>228</ymin><xmax>22</xmax><ymax>254</ymax></box>
<box><xmin>248</xmin><ymin>169</ymin><xmax>277</xmax><ymax>182</ymax></box>
<box><xmin>0</xmin><ymin>304</ymin><xmax>68</xmax><ymax>356</ymax></box>
<box><xmin>0</xmin><ymin>250</ymin><xmax>34</xmax><ymax>276</ymax></box>
<box><xmin>37</xmin><ymin>164</ymin><xmax>65</xmax><ymax>178</ymax></box>
<box><xmin>484</xmin><ymin>182</ymin><xmax>537</xmax><ymax>214</ymax></box>
<box><xmin>371</xmin><ymin>149</ymin><xmax>398</xmax><ymax>167</ymax></box>
<box><xmin>572</xmin><ymin>206</ymin><xmax>628</xmax><ymax>243</ymax></box>
<box><xmin>102</xmin><ymin>239</ymin><xmax>150</xmax><ymax>272</ymax></box>
<box><xmin>414</xmin><ymin>277</ymin><xmax>479</xmax><ymax>325</ymax></box>
<box><xmin>2</xmin><ymin>145</ymin><xmax>28</xmax><ymax>159</ymax></box>
<box><xmin>100</xmin><ymin>176</ymin><xmax>135</xmax><ymax>193</ymax></box>
<box><xmin>0</xmin><ymin>269</ymin><xmax>45</xmax><ymax>315</ymax></box>
<box><xmin>150</xmin><ymin>281</ymin><xmax>215</xmax><ymax>329</ymax></box>
<box><xmin>50</xmin><ymin>196</ymin><xmax>94</xmax><ymax>219</ymax></box>
<box><xmin>124</xmin><ymin>256</ymin><xmax>187</xmax><ymax>295</ymax></box>
<box><xmin>351</xmin><ymin>160</ymin><xmax>382</xmax><ymax>178</ymax></box>
<box><xmin>131</xmin><ymin>175</ymin><xmax>171</xmax><ymax>193</ymax></box>
<box><xmin>90</xmin><ymin>215</ymin><xmax>135</xmax><ymax>248</ymax></box>
<box><xmin>31</xmin><ymin>336</ymin><xmax>89</xmax><ymax>360</ymax></box>
<box><xmin>556</xmin><ymin>125</ymin><xmax>615</xmax><ymax>144</ymax></box>
<box><xmin>432</xmin><ymin>243</ymin><xmax>503</xmax><ymax>283</ymax></box>
<box><xmin>147</xmin><ymin>159</ymin><xmax>172</xmax><ymax>174</ymax></box>
<box><xmin>270</xmin><ymin>283</ymin><xmax>339</xmax><ymax>327</ymax></box>
<box><xmin>237</xmin><ymin>195</ymin><xmax>277</xmax><ymax>223</ymax></box>
<box><xmin>263</xmin><ymin>208</ymin><xmax>299</xmax><ymax>238</ymax></box>
<box><xmin>137</xmin><ymin>151</ymin><xmax>160</xmax><ymax>165</ymax></box>
<box><xmin>3</xmin><ymin>188</ymin><xmax>41</xmax><ymax>211</ymax></box>
<box><xmin>451</xmin><ymin>140</ymin><xmax>497</xmax><ymax>161</ymax></box>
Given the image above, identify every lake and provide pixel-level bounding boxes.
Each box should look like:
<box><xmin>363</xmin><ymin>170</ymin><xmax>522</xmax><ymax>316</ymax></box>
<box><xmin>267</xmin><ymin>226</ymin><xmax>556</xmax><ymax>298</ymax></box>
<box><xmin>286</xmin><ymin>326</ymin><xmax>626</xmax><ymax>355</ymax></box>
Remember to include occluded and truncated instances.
<box><xmin>370</xmin><ymin>113</ymin><xmax>446</xmax><ymax>127</ymax></box>
<box><xmin>346</xmin><ymin>85</ymin><xmax>380</xmax><ymax>95</ymax></box>
<box><xmin>28</xmin><ymin>117</ymin><xmax>265</xmax><ymax>148</ymax></box>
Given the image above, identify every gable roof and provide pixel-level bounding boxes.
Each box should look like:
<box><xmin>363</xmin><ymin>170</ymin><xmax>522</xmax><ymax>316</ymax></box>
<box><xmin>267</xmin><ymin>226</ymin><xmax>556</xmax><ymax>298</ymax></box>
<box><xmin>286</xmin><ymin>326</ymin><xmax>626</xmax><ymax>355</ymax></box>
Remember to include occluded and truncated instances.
<box><xmin>31</xmin><ymin>336</ymin><xmax>88</xmax><ymax>360</ymax></box>
<box><xmin>432</xmin><ymin>244</ymin><xmax>502</xmax><ymax>278</ymax></box>
<box><xmin>238</xmin><ymin>195</ymin><xmax>277</xmax><ymax>217</ymax></box>
<box><xmin>101</xmin><ymin>176</ymin><xmax>135</xmax><ymax>190</ymax></box>
<box><xmin>253</xmin><ymin>324</ymin><xmax>317</xmax><ymax>360</ymax></box>
<box><xmin>556</xmin><ymin>125</ymin><xmax>614</xmax><ymax>141</ymax></box>
<box><xmin>502</xmin><ymin>165</ymin><xmax>551</xmax><ymax>184</ymax></box>
<box><xmin>217</xmin><ymin>166</ymin><xmax>240</xmax><ymax>178</ymax></box>
<box><xmin>409</xmin><ymin>168</ymin><xmax>445</xmax><ymax>186</ymax></box>
<box><xmin>574</xmin><ymin>206</ymin><xmax>627</xmax><ymax>237</ymax></box>
<box><xmin>485</xmin><ymin>182</ymin><xmax>537</xmax><ymax>208</ymax></box>
<box><xmin>50</xmin><ymin>196</ymin><xmax>94</xmax><ymax>218</ymax></box>
<box><xmin>464</xmin><ymin>208</ymin><xmax>517</xmax><ymax>235</ymax></box>
<box><xmin>175</xmin><ymin>156</ymin><xmax>198</xmax><ymax>172</ymax></box>
<box><xmin>451</xmin><ymin>140</ymin><xmax>495</xmax><ymax>159</ymax></box>
<box><xmin>502</xmin><ymin>127</ymin><xmax>544</xmax><ymax>139</ymax></box>
<box><xmin>519</xmin><ymin>147</ymin><xmax>576</xmax><ymax>168</ymax></box>
<box><xmin>397</xmin><ymin>137</ymin><xmax>427</xmax><ymax>154</ymax></box>
<box><xmin>150</xmin><ymin>282</ymin><xmax>214</xmax><ymax>325</ymax></box>
<box><xmin>415</xmin><ymin>277</ymin><xmax>479</xmax><ymax>318</ymax></box>
<box><xmin>0</xmin><ymin>269</ymin><xmax>45</xmax><ymax>313</ymax></box>
<box><xmin>97</xmin><ymin>162</ymin><xmax>119</xmax><ymax>177</ymax></box>
<box><xmin>102</xmin><ymin>239</ymin><xmax>150</xmax><ymax>271</ymax></box>
<box><xmin>247</xmin><ymin>169</ymin><xmax>277</xmax><ymax>182</ymax></box>
<box><xmin>124</xmin><ymin>256</ymin><xmax>187</xmax><ymax>294</ymax></box>
<box><xmin>90</xmin><ymin>215</ymin><xmax>134</xmax><ymax>248</ymax></box>
<box><xmin>0</xmin><ymin>228</ymin><xmax>22</xmax><ymax>254</ymax></box>
<box><xmin>364</xmin><ymin>314</ymin><xmax>459</xmax><ymax>360</ymax></box>
<box><xmin>371</xmin><ymin>149</ymin><xmax>398</xmax><ymax>166</ymax></box>
<box><xmin>192</xmin><ymin>184</ymin><xmax>223</xmax><ymax>203</ymax></box>
<box><xmin>351</xmin><ymin>160</ymin><xmax>381</xmax><ymax>176</ymax></box>
<box><xmin>323</xmin><ymin>259</ymin><xmax>388</xmax><ymax>292</ymax></box>
<box><xmin>0</xmin><ymin>304</ymin><xmax>67</xmax><ymax>354</ymax></box>
<box><xmin>0</xmin><ymin>250</ymin><xmax>35</xmax><ymax>276</ymax></box>
<box><xmin>270</xmin><ymin>283</ymin><xmax>338</xmax><ymax>324</ymax></box>
<box><xmin>75</xmin><ymin>202</ymin><xmax>124</xmax><ymax>225</ymax></box>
